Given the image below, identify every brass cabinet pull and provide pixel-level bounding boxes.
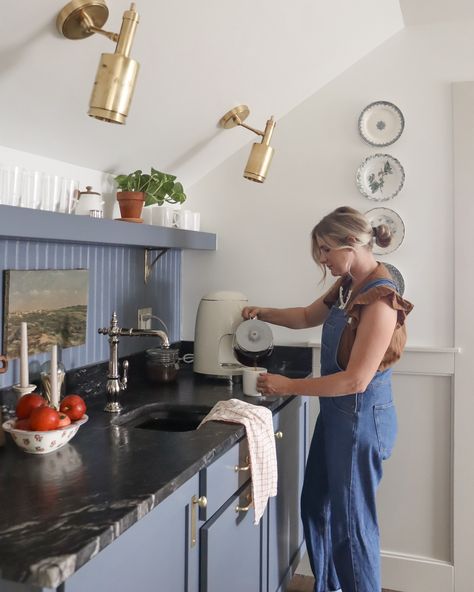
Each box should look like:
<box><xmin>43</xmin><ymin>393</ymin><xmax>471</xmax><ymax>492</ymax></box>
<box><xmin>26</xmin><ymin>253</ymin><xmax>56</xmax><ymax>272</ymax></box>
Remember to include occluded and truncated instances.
<box><xmin>190</xmin><ymin>495</ymin><xmax>207</xmax><ymax>547</ymax></box>
<box><xmin>235</xmin><ymin>493</ymin><xmax>253</xmax><ymax>513</ymax></box>
<box><xmin>234</xmin><ymin>455</ymin><xmax>250</xmax><ymax>472</ymax></box>
<box><xmin>274</xmin><ymin>431</ymin><xmax>283</xmax><ymax>439</ymax></box>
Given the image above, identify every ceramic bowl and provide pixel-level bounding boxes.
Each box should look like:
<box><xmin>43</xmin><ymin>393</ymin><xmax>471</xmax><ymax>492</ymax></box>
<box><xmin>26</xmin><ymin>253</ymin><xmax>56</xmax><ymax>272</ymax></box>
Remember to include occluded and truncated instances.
<box><xmin>2</xmin><ymin>415</ymin><xmax>88</xmax><ymax>455</ymax></box>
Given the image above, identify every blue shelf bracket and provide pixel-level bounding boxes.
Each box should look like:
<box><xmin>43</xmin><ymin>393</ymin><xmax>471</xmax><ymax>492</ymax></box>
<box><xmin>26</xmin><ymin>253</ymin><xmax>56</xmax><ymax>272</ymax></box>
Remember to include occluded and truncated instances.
<box><xmin>144</xmin><ymin>247</ymin><xmax>169</xmax><ymax>284</ymax></box>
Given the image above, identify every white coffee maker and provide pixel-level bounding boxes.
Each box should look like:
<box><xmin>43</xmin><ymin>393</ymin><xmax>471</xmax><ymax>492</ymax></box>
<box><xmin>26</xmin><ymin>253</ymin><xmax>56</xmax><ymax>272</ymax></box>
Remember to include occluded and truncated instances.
<box><xmin>193</xmin><ymin>291</ymin><xmax>248</xmax><ymax>378</ymax></box>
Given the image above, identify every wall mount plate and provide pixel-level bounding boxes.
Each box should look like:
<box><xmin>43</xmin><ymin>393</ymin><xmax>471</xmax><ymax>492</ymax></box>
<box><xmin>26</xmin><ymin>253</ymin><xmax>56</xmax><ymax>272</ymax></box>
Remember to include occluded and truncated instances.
<box><xmin>57</xmin><ymin>0</ymin><xmax>109</xmax><ymax>40</ymax></box>
<box><xmin>219</xmin><ymin>105</ymin><xmax>250</xmax><ymax>129</ymax></box>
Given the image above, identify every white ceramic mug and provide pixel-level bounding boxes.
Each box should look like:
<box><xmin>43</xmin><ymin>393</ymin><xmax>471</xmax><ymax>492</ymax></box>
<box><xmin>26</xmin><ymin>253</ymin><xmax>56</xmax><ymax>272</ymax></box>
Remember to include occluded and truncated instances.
<box><xmin>142</xmin><ymin>205</ymin><xmax>156</xmax><ymax>224</ymax></box>
<box><xmin>153</xmin><ymin>206</ymin><xmax>177</xmax><ymax>227</ymax></box>
<box><xmin>242</xmin><ymin>367</ymin><xmax>267</xmax><ymax>397</ymax></box>
<box><xmin>173</xmin><ymin>209</ymin><xmax>194</xmax><ymax>230</ymax></box>
<box><xmin>191</xmin><ymin>212</ymin><xmax>201</xmax><ymax>231</ymax></box>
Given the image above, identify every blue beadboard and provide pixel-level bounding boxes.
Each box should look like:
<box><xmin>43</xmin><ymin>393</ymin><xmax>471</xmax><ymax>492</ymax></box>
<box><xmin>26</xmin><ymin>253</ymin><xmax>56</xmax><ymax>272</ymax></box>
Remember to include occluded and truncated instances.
<box><xmin>0</xmin><ymin>239</ymin><xmax>181</xmax><ymax>388</ymax></box>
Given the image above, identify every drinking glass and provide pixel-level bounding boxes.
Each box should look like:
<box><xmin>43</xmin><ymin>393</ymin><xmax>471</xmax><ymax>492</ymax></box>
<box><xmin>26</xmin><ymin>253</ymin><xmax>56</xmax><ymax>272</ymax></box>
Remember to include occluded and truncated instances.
<box><xmin>21</xmin><ymin>170</ymin><xmax>43</xmax><ymax>209</ymax></box>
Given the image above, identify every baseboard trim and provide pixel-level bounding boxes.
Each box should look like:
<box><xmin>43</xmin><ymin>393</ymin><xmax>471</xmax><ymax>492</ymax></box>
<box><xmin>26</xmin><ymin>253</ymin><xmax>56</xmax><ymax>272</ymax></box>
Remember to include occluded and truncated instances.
<box><xmin>381</xmin><ymin>550</ymin><xmax>454</xmax><ymax>592</ymax></box>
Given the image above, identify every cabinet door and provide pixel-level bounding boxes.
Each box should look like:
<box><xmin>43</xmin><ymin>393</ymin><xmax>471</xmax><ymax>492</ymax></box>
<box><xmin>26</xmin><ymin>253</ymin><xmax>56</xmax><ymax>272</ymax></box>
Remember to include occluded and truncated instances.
<box><xmin>64</xmin><ymin>474</ymin><xmax>200</xmax><ymax>592</ymax></box>
<box><xmin>200</xmin><ymin>482</ymin><xmax>262</xmax><ymax>592</ymax></box>
<box><xmin>267</xmin><ymin>397</ymin><xmax>307</xmax><ymax>592</ymax></box>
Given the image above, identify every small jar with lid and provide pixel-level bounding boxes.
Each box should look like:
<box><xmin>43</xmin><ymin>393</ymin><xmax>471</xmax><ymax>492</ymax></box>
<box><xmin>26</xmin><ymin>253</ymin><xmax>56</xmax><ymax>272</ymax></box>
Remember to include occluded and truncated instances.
<box><xmin>146</xmin><ymin>347</ymin><xmax>179</xmax><ymax>383</ymax></box>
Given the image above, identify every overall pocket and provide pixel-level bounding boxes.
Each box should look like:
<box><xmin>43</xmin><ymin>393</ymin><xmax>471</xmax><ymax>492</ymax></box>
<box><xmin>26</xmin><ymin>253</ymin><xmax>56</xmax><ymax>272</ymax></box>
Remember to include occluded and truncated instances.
<box><xmin>373</xmin><ymin>401</ymin><xmax>398</xmax><ymax>460</ymax></box>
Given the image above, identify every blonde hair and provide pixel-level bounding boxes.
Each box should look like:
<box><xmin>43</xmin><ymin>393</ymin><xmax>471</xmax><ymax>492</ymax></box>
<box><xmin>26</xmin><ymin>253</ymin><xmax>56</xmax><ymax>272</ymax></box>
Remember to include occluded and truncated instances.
<box><xmin>311</xmin><ymin>206</ymin><xmax>391</xmax><ymax>277</ymax></box>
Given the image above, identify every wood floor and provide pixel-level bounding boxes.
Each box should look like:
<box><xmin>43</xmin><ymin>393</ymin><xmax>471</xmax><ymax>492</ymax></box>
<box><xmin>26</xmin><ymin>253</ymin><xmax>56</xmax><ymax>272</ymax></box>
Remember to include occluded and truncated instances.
<box><xmin>287</xmin><ymin>574</ymin><xmax>399</xmax><ymax>592</ymax></box>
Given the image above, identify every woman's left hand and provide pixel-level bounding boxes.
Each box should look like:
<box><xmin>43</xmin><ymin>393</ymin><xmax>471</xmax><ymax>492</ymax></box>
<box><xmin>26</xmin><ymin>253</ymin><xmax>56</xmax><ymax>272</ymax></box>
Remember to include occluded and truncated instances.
<box><xmin>257</xmin><ymin>372</ymin><xmax>293</xmax><ymax>396</ymax></box>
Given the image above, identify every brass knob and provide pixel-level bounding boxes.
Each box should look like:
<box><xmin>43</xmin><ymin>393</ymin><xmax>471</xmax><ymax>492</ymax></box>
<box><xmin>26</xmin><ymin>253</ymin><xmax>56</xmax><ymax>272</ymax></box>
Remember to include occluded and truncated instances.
<box><xmin>234</xmin><ymin>455</ymin><xmax>251</xmax><ymax>472</ymax></box>
<box><xmin>192</xmin><ymin>495</ymin><xmax>207</xmax><ymax>508</ymax></box>
<box><xmin>274</xmin><ymin>431</ymin><xmax>283</xmax><ymax>439</ymax></box>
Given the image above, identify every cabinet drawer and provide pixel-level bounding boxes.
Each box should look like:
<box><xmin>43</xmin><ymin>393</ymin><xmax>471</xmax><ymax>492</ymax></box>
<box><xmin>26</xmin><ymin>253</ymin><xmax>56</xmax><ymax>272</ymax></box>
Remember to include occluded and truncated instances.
<box><xmin>201</xmin><ymin>437</ymin><xmax>250</xmax><ymax>518</ymax></box>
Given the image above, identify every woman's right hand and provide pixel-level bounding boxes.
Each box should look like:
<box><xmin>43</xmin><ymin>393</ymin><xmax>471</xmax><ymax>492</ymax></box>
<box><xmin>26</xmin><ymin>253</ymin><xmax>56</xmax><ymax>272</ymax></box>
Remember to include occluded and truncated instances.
<box><xmin>242</xmin><ymin>306</ymin><xmax>265</xmax><ymax>320</ymax></box>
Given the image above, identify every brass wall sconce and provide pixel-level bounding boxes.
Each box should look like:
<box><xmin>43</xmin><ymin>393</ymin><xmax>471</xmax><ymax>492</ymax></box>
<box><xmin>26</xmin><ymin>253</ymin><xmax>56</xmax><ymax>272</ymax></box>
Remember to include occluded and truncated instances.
<box><xmin>57</xmin><ymin>0</ymin><xmax>140</xmax><ymax>124</ymax></box>
<box><xmin>219</xmin><ymin>105</ymin><xmax>276</xmax><ymax>183</ymax></box>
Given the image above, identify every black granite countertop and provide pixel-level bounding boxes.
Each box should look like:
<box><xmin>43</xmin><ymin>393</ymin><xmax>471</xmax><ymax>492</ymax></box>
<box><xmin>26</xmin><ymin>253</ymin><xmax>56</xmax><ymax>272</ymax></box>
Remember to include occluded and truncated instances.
<box><xmin>0</xmin><ymin>347</ymin><xmax>311</xmax><ymax>589</ymax></box>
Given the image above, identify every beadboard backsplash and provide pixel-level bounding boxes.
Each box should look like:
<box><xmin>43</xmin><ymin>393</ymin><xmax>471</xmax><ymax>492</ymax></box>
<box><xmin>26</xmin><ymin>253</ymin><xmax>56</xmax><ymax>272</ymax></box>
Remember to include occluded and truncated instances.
<box><xmin>0</xmin><ymin>238</ymin><xmax>181</xmax><ymax>388</ymax></box>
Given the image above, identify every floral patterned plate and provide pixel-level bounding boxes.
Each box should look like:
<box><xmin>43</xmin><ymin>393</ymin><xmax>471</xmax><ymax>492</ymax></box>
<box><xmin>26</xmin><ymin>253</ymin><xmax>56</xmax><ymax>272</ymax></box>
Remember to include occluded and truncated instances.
<box><xmin>365</xmin><ymin>207</ymin><xmax>405</xmax><ymax>255</ymax></box>
<box><xmin>356</xmin><ymin>154</ymin><xmax>405</xmax><ymax>201</ymax></box>
<box><xmin>358</xmin><ymin>101</ymin><xmax>405</xmax><ymax>147</ymax></box>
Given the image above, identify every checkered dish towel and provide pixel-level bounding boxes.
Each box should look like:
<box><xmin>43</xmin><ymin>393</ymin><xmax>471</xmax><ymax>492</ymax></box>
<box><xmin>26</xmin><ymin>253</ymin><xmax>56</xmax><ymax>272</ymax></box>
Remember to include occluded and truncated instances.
<box><xmin>198</xmin><ymin>398</ymin><xmax>278</xmax><ymax>525</ymax></box>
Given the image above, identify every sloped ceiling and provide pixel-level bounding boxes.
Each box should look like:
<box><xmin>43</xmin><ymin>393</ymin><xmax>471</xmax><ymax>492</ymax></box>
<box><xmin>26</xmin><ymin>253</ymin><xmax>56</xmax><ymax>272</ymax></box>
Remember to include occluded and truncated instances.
<box><xmin>0</xmin><ymin>0</ymin><xmax>403</xmax><ymax>186</ymax></box>
<box><xmin>400</xmin><ymin>0</ymin><xmax>474</xmax><ymax>26</ymax></box>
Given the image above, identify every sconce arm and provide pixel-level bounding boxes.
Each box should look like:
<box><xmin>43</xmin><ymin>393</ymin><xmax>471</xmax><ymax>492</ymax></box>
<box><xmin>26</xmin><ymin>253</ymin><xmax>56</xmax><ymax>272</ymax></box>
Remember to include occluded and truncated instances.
<box><xmin>240</xmin><ymin>117</ymin><xmax>275</xmax><ymax>145</ymax></box>
<box><xmin>88</xmin><ymin>25</ymin><xmax>119</xmax><ymax>43</ymax></box>
<box><xmin>238</xmin><ymin>120</ymin><xmax>265</xmax><ymax>138</ymax></box>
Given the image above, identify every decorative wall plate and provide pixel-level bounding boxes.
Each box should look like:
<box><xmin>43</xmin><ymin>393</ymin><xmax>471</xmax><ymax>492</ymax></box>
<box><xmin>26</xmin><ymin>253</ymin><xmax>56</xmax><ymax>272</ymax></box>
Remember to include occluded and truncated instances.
<box><xmin>356</xmin><ymin>154</ymin><xmax>405</xmax><ymax>201</ymax></box>
<box><xmin>358</xmin><ymin>101</ymin><xmax>405</xmax><ymax>146</ymax></box>
<box><xmin>383</xmin><ymin>263</ymin><xmax>405</xmax><ymax>296</ymax></box>
<box><xmin>365</xmin><ymin>207</ymin><xmax>405</xmax><ymax>255</ymax></box>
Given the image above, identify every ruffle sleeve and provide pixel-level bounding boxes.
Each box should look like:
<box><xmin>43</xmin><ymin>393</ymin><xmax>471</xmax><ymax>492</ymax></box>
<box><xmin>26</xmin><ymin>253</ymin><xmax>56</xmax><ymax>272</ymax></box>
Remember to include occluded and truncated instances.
<box><xmin>346</xmin><ymin>286</ymin><xmax>414</xmax><ymax>330</ymax></box>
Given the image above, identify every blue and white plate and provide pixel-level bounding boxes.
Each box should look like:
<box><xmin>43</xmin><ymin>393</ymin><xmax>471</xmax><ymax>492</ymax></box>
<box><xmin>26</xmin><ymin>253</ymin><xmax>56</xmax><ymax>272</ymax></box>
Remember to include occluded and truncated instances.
<box><xmin>358</xmin><ymin>101</ymin><xmax>405</xmax><ymax>147</ymax></box>
<box><xmin>383</xmin><ymin>263</ymin><xmax>405</xmax><ymax>296</ymax></box>
<box><xmin>365</xmin><ymin>207</ymin><xmax>405</xmax><ymax>255</ymax></box>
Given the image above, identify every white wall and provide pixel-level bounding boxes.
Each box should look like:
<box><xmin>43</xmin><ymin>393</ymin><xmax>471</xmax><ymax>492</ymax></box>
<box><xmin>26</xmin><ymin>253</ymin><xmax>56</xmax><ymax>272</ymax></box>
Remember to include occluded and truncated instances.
<box><xmin>0</xmin><ymin>146</ymin><xmax>117</xmax><ymax>217</ymax></box>
<box><xmin>183</xmin><ymin>19</ymin><xmax>474</xmax><ymax>348</ymax></box>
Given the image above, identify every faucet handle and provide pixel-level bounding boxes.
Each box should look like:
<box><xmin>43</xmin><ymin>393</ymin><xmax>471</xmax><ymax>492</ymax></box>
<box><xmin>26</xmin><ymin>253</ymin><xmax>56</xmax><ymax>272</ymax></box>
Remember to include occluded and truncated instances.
<box><xmin>98</xmin><ymin>327</ymin><xmax>109</xmax><ymax>335</ymax></box>
<box><xmin>121</xmin><ymin>359</ymin><xmax>129</xmax><ymax>391</ymax></box>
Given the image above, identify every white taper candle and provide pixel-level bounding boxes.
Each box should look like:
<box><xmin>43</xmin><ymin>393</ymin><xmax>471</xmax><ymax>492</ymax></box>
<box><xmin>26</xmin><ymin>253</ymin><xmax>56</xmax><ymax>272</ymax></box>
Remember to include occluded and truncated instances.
<box><xmin>50</xmin><ymin>344</ymin><xmax>59</xmax><ymax>409</ymax></box>
<box><xmin>20</xmin><ymin>322</ymin><xmax>29</xmax><ymax>388</ymax></box>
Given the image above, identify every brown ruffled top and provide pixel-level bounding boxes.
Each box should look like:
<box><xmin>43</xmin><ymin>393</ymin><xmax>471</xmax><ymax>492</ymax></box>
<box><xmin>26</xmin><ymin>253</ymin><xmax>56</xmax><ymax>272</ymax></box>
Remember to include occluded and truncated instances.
<box><xmin>323</xmin><ymin>263</ymin><xmax>414</xmax><ymax>371</ymax></box>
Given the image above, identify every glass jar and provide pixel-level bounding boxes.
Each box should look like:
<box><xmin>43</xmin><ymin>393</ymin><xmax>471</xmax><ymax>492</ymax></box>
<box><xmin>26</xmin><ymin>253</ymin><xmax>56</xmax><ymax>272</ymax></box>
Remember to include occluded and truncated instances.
<box><xmin>146</xmin><ymin>347</ymin><xmax>179</xmax><ymax>383</ymax></box>
<box><xmin>40</xmin><ymin>360</ymin><xmax>66</xmax><ymax>405</ymax></box>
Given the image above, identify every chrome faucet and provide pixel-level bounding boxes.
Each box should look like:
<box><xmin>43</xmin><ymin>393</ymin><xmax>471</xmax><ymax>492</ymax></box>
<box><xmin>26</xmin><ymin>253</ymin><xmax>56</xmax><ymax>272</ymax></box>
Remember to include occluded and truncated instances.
<box><xmin>98</xmin><ymin>311</ymin><xmax>170</xmax><ymax>413</ymax></box>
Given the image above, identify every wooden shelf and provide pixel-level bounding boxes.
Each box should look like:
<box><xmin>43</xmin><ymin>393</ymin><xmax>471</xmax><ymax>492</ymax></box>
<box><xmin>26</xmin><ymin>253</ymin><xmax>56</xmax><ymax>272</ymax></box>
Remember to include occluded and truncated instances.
<box><xmin>0</xmin><ymin>205</ymin><xmax>216</xmax><ymax>250</ymax></box>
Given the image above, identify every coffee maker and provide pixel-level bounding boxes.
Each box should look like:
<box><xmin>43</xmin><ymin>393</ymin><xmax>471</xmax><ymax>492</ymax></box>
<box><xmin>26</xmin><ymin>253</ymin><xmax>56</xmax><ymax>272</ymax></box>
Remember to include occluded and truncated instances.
<box><xmin>193</xmin><ymin>291</ymin><xmax>248</xmax><ymax>378</ymax></box>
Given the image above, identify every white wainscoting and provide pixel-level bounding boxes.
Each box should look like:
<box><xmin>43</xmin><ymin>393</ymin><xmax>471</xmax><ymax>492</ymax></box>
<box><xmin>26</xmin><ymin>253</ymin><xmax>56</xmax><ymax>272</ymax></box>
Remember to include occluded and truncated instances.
<box><xmin>296</xmin><ymin>345</ymin><xmax>457</xmax><ymax>592</ymax></box>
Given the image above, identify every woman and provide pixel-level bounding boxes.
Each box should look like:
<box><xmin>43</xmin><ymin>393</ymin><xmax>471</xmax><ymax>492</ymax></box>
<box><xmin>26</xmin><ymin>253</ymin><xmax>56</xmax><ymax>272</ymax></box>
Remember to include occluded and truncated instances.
<box><xmin>242</xmin><ymin>206</ymin><xmax>413</xmax><ymax>592</ymax></box>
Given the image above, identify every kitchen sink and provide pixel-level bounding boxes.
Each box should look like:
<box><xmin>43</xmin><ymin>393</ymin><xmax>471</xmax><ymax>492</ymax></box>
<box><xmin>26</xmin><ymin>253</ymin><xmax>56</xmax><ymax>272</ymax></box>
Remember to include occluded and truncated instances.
<box><xmin>114</xmin><ymin>403</ymin><xmax>213</xmax><ymax>432</ymax></box>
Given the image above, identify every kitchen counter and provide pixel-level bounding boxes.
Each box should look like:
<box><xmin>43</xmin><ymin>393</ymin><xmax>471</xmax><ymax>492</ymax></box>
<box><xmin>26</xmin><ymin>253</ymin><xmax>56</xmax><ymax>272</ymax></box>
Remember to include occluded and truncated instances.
<box><xmin>0</xmin><ymin>366</ymin><xmax>306</xmax><ymax>589</ymax></box>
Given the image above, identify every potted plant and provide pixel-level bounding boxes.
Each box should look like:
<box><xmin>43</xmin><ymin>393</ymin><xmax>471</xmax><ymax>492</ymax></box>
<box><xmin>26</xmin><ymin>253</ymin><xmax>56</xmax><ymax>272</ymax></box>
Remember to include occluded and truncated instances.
<box><xmin>115</xmin><ymin>168</ymin><xmax>187</xmax><ymax>221</ymax></box>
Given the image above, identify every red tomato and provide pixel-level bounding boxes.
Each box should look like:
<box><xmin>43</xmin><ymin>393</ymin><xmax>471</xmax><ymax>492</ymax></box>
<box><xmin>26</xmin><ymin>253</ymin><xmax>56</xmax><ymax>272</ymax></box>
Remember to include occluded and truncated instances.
<box><xmin>29</xmin><ymin>406</ymin><xmax>60</xmax><ymax>431</ymax></box>
<box><xmin>15</xmin><ymin>393</ymin><xmax>46</xmax><ymax>419</ymax></box>
<box><xmin>60</xmin><ymin>394</ymin><xmax>86</xmax><ymax>421</ymax></box>
<box><xmin>57</xmin><ymin>412</ymin><xmax>71</xmax><ymax>428</ymax></box>
<box><xmin>15</xmin><ymin>418</ymin><xmax>31</xmax><ymax>431</ymax></box>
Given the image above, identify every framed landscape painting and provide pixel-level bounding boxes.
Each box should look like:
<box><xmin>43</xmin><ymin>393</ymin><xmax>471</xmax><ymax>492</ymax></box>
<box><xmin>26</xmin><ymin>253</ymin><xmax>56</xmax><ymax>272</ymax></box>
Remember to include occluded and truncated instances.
<box><xmin>3</xmin><ymin>269</ymin><xmax>88</xmax><ymax>358</ymax></box>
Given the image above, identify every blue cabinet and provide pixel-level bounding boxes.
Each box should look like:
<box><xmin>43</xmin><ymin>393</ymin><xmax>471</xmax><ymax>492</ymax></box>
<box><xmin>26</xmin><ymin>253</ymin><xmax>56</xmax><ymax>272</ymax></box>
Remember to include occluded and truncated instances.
<box><xmin>63</xmin><ymin>474</ymin><xmax>200</xmax><ymax>592</ymax></box>
<box><xmin>0</xmin><ymin>397</ymin><xmax>307</xmax><ymax>592</ymax></box>
<box><xmin>200</xmin><ymin>481</ymin><xmax>263</xmax><ymax>592</ymax></box>
<box><xmin>267</xmin><ymin>397</ymin><xmax>308</xmax><ymax>592</ymax></box>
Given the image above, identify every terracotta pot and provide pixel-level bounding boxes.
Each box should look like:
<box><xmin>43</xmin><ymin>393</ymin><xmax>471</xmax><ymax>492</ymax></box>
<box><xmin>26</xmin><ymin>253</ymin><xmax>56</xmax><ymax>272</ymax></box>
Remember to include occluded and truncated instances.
<box><xmin>117</xmin><ymin>191</ymin><xmax>145</xmax><ymax>220</ymax></box>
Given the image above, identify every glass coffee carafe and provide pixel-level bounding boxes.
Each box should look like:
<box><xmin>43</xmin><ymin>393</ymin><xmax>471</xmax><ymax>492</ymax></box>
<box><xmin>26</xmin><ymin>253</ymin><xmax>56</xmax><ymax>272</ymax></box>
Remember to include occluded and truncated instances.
<box><xmin>233</xmin><ymin>318</ymin><xmax>274</xmax><ymax>367</ymax></box>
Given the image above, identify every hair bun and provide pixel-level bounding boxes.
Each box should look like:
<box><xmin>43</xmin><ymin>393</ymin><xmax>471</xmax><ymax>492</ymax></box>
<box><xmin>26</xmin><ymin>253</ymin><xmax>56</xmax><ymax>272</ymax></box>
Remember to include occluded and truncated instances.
<box><xmin>373</xmin><ymin>223</ymin><xmax>392</xmax><ymax>248</ymax></box>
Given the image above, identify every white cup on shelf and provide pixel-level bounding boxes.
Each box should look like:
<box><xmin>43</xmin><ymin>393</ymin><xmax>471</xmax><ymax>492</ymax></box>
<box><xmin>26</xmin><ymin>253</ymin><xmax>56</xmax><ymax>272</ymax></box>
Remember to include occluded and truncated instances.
<box><xmin>191</xmin><ymin>212</ymin><xmax>201</xmax><ymax>231</ymax></box>
<box><xmin>0</xmin><ymin>166</ymin><xmax>23</xmax><ymax>207</ymax></box>
<box><xmin>21</xmin><ymin>170</ymin><xmax>43</xmax><ymax>209</ymax></box>
<box><xmin>142</xmin><ymin>205</ymin><xmax>157</xmax><ymax>225</ymax></box>
<box><xmin>173</xmin><ymin>209</ymin><xmax>194</xmax><ymax>230</ymax></box>
<box><xmin>153</xmin><ymin>206</ymin><xmax>177</xmax><ymax>227</ymax></box>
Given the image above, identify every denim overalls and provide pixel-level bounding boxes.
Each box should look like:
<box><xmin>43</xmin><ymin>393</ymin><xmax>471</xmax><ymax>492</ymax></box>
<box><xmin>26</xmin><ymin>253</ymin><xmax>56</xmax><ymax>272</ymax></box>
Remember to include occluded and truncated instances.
<box><xmin>301</xmin><ymin>279</ymin><xmax>398</xmax><ymax>592</ymax></box>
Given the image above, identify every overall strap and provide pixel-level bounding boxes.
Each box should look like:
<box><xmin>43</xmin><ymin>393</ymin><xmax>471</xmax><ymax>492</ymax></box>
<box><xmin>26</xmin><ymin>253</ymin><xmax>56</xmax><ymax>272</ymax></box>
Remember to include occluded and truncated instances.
<box><xmin>359</xmin><ymin>277</ymin><xmax>398</xmax><ymax>295</ymax></box>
